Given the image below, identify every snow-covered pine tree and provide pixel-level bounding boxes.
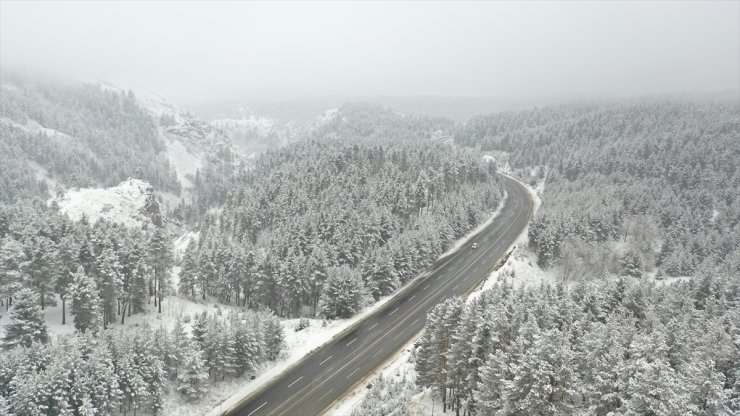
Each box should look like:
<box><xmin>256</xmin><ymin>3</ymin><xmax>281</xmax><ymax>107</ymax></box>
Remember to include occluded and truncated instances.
<box><xmin>263</xmin><ymin>315</ymin><xmax>285</xmax><ymax>361</ymax></box>
<box><xmin>71</xmin><ymin>267</ymin><xmax>101</xmax><ymax>333</ymax></box>
<box><xmin>55</xmin><ymin>235</ymin><xmax>79</xmax><ymax>325</ymax></box>
<box><xmin>148</xmin><ymin>225</ymin><xmax>174</xmax><ymax>314</ymax></box>
<box><xmin>92</xmin><ymin>248</ymin><xmax>121</xmax><ymax>329</ymax></box>
<box><xmin>178</xmin><ymin>241</ymin><xmax>199</xmax><ymax>299</ymax></box>
<box><xmin>319</xmin><ymin>265</ymin><xmax>366</xmax><ymax>319</ymax></box>
<box><xmin>176</xmin><ymin>345</ymin><xmax>208</xmax><ymax>401</ymax></box>
<box><xmin>3</xmin><ymin>288</ymin><xmax>49</xmax><ymax>348</ymax></box>
<box><xmin>0</xmin><ymin>236</ymin><xmax>25</xmax><ymax>310</ymax></box>
<box><xmin>23</xmin><ymin>236</ymin><xmax>60</xmax><ymax>309</ymax></box>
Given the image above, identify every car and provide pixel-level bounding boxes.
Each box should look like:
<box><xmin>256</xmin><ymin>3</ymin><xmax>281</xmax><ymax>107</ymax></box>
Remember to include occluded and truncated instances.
<box><xmin>471</xmin><ymin>243</ymin><xmax>478</xmax><ymax>249</ymax></box>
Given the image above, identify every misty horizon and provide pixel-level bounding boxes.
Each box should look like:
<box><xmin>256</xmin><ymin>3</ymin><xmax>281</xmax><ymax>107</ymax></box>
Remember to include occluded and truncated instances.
<box><xmin>1</xmin><ymin>1</ymin><xmax>738</xmax><ymax>108</ymax></box>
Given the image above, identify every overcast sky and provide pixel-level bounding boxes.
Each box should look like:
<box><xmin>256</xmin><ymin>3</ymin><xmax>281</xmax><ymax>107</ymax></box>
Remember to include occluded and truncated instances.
<box><xmin>1</xmin><ymin>1</ymin><xmax>738</xmax><ymax>105</ymax></box>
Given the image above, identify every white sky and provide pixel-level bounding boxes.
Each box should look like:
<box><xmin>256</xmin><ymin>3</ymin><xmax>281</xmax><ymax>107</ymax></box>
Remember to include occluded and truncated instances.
<box><xmin>1</xmin><ymin>1</ymin><xmax>738</xmax><ymax>104</ymax></box>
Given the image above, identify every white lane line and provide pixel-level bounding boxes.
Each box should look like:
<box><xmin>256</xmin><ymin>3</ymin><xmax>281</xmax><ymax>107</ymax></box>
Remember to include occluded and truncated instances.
<box><xmin>368</xmin><ymin>323</ymin><xmax>379</xmax><ymax>330</ymax></box>
<box><xmin>316</xmin><ymin>388</ymin><xmax>335</xmax><ymax>403</ymax></box>
<box><xmin>423</xmin><ymin>284</ymin><xmax>430</xmax><ymax>290</ymax></box>
<box><xmin>287</xmin><ymin>376</ymin><xmax>304</xmax><ymax>388</ymax></box>
<box><xmin>346</xmin><ymin>368</ymin><xmax>360</xmax><ymax>379</ymax></box>
<box><xmin>371</xmin><ymin>349</ymin><xmax>383</xmax><ymax>358</ymax></box>
<box><xmin>319</xmin><ymin>355</ymin><xmax>333</xmax><ymax>366</ymax></box>
<box><xmin>248</xmin><ymin>402</ymin><xmax>268</xmax><ymax>416</ymax></box>
<box><xmin>392</xmin><ymin>332</ymin><xmax>402</xmax><ymax>341</ymax></box>
<box><xmin>409</xmin><ymin>295</ymin><xmax>416</xmax><ymax>301</ymax></box>
<box><xmin>410</xmin><ymin>318</ymin><xmax>420</xmax><ymax>326</ymax></box>
<box><xmin>452</xmin><ymin>284</ymin><xmax>459</xmax><ymax>291</ymax></box>
<box><xmin>389</xmin><ymin>307</ymin><xmax>399</xmax><ymax>316</ymax></box>
<box><xmin>346</xmin><ymin>337</ymin><xmax>358</xmax><ymax>347</ymax></box>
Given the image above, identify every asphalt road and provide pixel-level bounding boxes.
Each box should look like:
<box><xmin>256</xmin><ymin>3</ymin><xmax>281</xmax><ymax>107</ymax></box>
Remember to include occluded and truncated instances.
<box><xmin>227</xmin><ymin>174</ymin><xmax>534</xmax><ymax>416</ymax></box>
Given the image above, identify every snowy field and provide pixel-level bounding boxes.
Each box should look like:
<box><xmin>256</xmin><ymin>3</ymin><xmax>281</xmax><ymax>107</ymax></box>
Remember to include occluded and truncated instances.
<box><xmin>49</xmin><ymin>179</ymin><xmax>153</xmax><ymax>228</ymax></box>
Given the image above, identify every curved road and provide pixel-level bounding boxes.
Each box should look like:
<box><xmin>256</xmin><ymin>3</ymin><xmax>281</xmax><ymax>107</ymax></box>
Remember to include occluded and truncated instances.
<box><xmin>225</xmin><ymin>174</ymin><xmax>534</xmax><ymax>416</ymax></box>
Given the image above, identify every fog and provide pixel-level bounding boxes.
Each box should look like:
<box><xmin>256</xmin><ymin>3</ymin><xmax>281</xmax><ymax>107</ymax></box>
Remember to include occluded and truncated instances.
<box><xmin>1</xmin><ymin>1</ymin><xmax>738</xmax><ymax>106</ymax></box>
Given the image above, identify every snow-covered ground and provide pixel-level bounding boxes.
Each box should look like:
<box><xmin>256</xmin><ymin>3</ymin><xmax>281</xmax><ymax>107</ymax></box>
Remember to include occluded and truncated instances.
<box><xmin>0</xmin><ymin>116</ymin><xmax>73</xmax><ymax>140</ymax></box>
<box><xmin>49</xmin><ymin>179</ymin><xmax>153</xmax><ymax>228</ymax></box>
<box><xmin>173</xmin><ymin>231</ymin><xmax>198</xmax><ymax>259</ymax></box>
<box><xmin>165</xmin><ymin>138</ymin><xmax>203</xmax><ymax>189</ymax></box>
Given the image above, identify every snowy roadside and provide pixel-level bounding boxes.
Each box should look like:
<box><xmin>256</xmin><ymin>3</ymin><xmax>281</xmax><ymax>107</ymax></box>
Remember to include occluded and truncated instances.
<box><xmin>205</xmin><ymin>188</ymin><xmax>510</xmax><ymax>416</ymax></box>
<box><xmin>329</xmin><ymin>177</ymin><xmax>546</xmax><ymax>415</ymax></box>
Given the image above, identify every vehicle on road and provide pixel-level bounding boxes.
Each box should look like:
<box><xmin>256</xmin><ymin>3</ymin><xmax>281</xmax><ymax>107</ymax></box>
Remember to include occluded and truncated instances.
<box><xmin>471</xmin><ymin>242</ymin><xmax>478</xmax><ymax>249</ymax></box>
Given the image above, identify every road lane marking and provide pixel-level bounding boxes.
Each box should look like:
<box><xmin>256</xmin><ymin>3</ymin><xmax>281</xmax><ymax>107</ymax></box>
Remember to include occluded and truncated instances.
<box><xmin>392</xmin><ymin>332</ymin><xmax>402</xmax><ymax>341</ymax></box>
<box><xmin>371</xmin><ymin>349</ymin><xmax>383</xmax><ymax>358</ymax></box>
<box><xmin>319</xmin><ymin>356</ymin><xmax>333</xmax><ymax>366</ymax></box>
<box><xmin>452</xmin><ymin>284</ymin><xmax>459</xmax><ymax>291</ymax></box>
<box><xmin>346</xmin><ymin>337</ymin><xmax>358</xmax><ymax>347</ymax></box>
<box><xmin>422</xmin><ymin>284</ymin><xmax>430</xmax><ymax>290</ymax></box>
<box><xmin>317</xmin><ymin>388</ymin><xmax>335</xmax><ymax>403</ymax></box>
<box><xmin>271</xmin><ymin>184</ymin><xmax>532</xmax><ymax>416</ymax></box>
<box><xmin>247</xmin><ymin>402</ymin><xmax>267</xmax><ymax>416</ymax></box>
<box><xmin>389</xmin><ymin>307</ymin><xmax>399</xmax><ymax>316</ymax></box>
<box><xmin>410</xmin><ymin>318</ymin><xmax>420</xmax><ymax>326</ymax></box>
<box><xmin>287</xmin><ymin>376</ymin><xmax>303</xmax><ymax>388</ymax></box>
<box><xmin>368</xmin><ymin>323</ymin><xmax>379</xmax><ymax>330</ymax></box>
<box><xmin>409</xmin><ymin>295</ymin><xmax>416</xmax><ymax>301</ymax></box>
<box><xmin>346</xmin><ymin>368</ymin><xmax>360</xmax><ymax>379</ymax></box>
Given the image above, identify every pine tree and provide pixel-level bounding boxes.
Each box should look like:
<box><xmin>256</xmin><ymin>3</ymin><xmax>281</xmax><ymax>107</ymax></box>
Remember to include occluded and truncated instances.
<box><xmin>176</xmin><ymin>346</ymin><xmax>208</xmax><ymax>401</ymax></box>
<box><xmin>23</xmin><ymin>236</ymin><xmax>60</xmax><ymax>309</ymax></box>
<box><xmin>178</xmin><ymin>242</ymin><xmax>199</xmax><ymax>298</ymax></box>
<box><xmin>319</xmin><ymin>265</ymin><xmax>366</xmax><ymax>319</ymax></box>
<box><xmin>0</xmin><ymin>236</ymin><xmax>25</xmax><ymax>310</ymax></box>
<box><xmin>92</xmin><ymin>248</ymin><xmax>121</xmax><ymax>329</ymax></box>
<box><xmin>71</xmin><ymin>267</ymin><xmax>101</xmax><ymax>333</ymax></box>
<box><xmin>55</xmin><ymin>235</ymin><xmax>79</xmax><ymax>325</ymax></box>
<box><xmin>148</xmin><ymin>226</ymin><xmax>173</xmax><ymax>314</ymax></box>
<box><xmin>191</xmin><ymin>311</ymin><xmax>208</xmax><ymax>347</ymax></box>
<box><xmin>3</xmin><ymin>288</ymin><xmax>49</xmax><ymax>348</ymax></box>
<box><xmin>171</xmin><ymin>316</ymin><xmax>190</xmax><ymax>378</ymax></box>
<box><xmin>263</xmin><ymin>315</ymin><xmax>285</xmax><ymax>361</ymax></box>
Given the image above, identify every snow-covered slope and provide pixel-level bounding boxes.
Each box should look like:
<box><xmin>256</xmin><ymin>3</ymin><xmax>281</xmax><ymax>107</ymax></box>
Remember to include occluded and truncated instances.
<box><xmin>50</xmin><ymin>179</ymin><xmax>154</xmax><ymax>228</ymax></box>
<box><xmin>97</xmin><ymin>84</ymin><xmax>231</xmax><ymax>195</ymax></box>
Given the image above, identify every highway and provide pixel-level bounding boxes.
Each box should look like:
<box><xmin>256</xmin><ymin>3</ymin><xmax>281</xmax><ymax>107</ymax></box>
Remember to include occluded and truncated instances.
<box><xmin>226</xmin><ymin>174</ymin><xmax>534</xmax><ymax>416</ymax></box>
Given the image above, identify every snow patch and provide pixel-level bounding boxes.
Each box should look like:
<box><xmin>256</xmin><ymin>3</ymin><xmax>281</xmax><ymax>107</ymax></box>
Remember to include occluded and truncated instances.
<box><xmin>0</xmin><ymin>117</ymin><xmax>73</xmax><ymax>139</ymax></box>
<box><xmin>165</xmin><ymin>138</ymin><xmax>203</xmax><ymax>187</ymax></box>
<box><xmin>318</xmin><ymin>108</ymin><xmax>339</xmax><ymax>124</ymax></box>
<box><xmin>174</xmin><ymin>232</ymin><xmax>198</xmax><ymax>259</ymax></box>
<box><xmin>212</xmin><ymin>116</ymin><xmax>275</xmax><ymax>137</ymax></box>
<box><xmin>49</xmin><ymin>179</ymin><xmax>153</xmax><ymax>228</ymax></box>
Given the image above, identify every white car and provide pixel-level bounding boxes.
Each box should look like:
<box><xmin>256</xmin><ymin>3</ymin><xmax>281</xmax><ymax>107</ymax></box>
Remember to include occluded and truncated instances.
<box><xmin>471</xmin><ymin>243</ymin><xmax>478</xmax><ymax>249</ymax></box>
